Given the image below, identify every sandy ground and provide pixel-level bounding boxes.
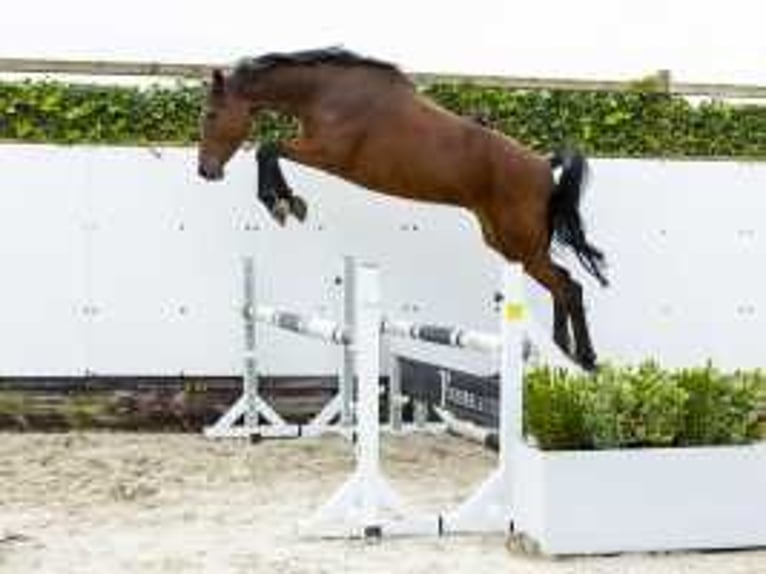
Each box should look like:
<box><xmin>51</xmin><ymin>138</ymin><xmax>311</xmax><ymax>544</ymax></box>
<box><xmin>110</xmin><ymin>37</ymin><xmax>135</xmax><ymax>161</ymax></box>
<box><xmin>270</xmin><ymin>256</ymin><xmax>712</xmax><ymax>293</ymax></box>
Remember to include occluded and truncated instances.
<box><xmin>1</xmin><ymin>433</ymin><xmax>764</xmax><ymax>574</ymax></box>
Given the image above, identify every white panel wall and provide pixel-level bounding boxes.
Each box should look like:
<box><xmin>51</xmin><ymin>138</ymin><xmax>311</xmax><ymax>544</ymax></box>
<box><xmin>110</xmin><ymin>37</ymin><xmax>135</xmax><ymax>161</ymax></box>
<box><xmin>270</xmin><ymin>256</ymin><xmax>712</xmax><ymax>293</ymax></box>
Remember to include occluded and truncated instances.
<box><xmin>585</xmin><ymin>160</ymin><xmax>766</xmax><ymax>369</ymax></box>
<box><xmin>0</xmin><ymin>144</ymin><xmax>764</xmax><ymax>375</ymax></box>
<box><xmin>0</xmin><ymin>147</ymin><xmax>89</xmax><ymax>375</ymax></box>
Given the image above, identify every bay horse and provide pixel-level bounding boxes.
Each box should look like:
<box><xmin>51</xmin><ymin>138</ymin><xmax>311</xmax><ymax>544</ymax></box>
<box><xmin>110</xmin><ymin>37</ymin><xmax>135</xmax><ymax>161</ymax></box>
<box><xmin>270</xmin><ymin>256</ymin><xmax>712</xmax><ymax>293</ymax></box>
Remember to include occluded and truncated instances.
<box><xmin>197</xmin><ymin>47</ymin><xmax>608</xmax><ymax>370</ymax></box>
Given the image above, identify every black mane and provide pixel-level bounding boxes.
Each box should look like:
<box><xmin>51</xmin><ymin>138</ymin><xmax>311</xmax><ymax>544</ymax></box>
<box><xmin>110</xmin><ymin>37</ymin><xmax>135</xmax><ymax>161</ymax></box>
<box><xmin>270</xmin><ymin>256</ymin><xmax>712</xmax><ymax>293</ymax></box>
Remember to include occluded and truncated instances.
<box><xmin>232</xmin><ymin>47</ymin><xmax>408</xmax><ymax>83</ymax></box>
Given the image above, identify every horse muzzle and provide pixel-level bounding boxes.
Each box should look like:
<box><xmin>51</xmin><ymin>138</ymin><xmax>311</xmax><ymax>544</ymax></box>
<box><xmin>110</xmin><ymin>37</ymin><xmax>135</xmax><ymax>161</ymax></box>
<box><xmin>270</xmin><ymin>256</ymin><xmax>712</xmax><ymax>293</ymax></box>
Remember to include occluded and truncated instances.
<box><xmin>197</xmin><ymin>160</ymin><xmax>224</xmax><ymax>181</ymax></box>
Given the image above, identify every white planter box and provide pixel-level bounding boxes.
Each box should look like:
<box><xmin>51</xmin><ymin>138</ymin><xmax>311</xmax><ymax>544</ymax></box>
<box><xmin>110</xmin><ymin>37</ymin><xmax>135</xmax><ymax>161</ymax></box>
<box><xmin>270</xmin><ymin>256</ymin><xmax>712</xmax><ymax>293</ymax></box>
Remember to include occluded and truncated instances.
<box><xmin>512</xmin><ymin>442</ymin><xmax>766</xmax><ymax>555</ymax></box>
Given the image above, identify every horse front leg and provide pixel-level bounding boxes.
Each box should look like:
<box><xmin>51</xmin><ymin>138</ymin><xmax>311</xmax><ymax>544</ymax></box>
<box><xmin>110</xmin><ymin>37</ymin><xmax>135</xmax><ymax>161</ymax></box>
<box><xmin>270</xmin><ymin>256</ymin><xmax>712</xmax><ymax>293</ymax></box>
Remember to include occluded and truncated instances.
<box><xmin>255</xmin><ymin>141</ymin><xmax>308</xmax><ymax>225</ymax></box>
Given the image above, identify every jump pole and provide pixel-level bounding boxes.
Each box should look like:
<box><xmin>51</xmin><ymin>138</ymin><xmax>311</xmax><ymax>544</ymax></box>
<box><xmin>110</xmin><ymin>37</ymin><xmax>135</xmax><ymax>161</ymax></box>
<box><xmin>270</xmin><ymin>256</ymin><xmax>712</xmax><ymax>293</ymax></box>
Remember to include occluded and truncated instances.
<box><xmin>340</xmin><ymin>255</ymin><xmax>355</xmax><ymax>427</ymax></box>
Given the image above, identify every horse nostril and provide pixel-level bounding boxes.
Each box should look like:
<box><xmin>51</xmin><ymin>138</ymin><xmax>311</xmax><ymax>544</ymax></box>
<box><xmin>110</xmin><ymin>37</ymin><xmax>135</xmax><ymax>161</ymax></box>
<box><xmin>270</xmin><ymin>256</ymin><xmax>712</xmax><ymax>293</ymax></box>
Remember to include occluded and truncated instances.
<box><xmin>198</xmin><ymin>163</ymin><xmax>221</xmax><ymax>180</ymax></box>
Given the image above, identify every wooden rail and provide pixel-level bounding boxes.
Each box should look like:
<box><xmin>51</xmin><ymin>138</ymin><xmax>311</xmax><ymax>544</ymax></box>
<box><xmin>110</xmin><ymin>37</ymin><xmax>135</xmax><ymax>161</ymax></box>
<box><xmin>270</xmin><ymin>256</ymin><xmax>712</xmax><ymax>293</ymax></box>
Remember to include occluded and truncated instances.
<box><xmin>0</xmin><ymin>57</ymin><xmax>765</xmax><ymax>100</ymax></box>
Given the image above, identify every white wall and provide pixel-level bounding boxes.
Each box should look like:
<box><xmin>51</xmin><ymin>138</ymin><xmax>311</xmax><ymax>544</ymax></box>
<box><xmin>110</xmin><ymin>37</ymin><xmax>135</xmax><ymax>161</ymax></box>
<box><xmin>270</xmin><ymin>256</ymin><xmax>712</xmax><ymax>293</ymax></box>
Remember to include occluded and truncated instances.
<box><xmin>0</xmin><ymin>144</ymin><xmax>764</xmax><ymax>376</ymax></box>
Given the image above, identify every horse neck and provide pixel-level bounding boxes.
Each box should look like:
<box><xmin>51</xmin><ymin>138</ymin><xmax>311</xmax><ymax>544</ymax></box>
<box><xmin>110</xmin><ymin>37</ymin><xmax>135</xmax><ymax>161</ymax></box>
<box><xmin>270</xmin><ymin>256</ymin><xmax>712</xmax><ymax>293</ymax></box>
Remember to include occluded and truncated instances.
<box><xmin>242</xmin><ymin>65</ymin><xmax>403</xmax><ymax>118</ymax></box>
<box><xmin>242</xmin><ymin>66</ymin><xmax>324</xmax><ymax>115</ymax></box>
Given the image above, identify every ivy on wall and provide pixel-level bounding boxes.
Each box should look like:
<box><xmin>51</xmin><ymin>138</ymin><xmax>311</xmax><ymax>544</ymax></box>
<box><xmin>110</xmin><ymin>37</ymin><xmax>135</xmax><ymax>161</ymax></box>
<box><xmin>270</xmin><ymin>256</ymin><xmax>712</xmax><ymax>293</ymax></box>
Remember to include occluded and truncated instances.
<box><xmin>426</xmin><ymin>83</ymin><xmax>766</xmax><ymax>158</ymax></box>
<box><xmin>0</xmin><ymin>82</ymin><xmax>201</xmax><ymax>144</ymax></box>
<box><xmin>0</xmin><ymin>80</ymin><xmax>764</xmax><ymax>158</ymax></box>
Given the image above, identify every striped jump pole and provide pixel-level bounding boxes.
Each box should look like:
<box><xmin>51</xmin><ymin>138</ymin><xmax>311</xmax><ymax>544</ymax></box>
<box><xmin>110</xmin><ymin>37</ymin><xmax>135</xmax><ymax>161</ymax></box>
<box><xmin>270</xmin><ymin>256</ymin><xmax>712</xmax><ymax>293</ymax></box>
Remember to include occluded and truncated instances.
<box><xmin>382</xmin><ymin>319</ymin><xmax>501</xmax><ymax>353</ymax></box>
<box><xmin>255</xmin><ymin>306</ymin><xmax>350</xmax><ymax>344</ymax></box>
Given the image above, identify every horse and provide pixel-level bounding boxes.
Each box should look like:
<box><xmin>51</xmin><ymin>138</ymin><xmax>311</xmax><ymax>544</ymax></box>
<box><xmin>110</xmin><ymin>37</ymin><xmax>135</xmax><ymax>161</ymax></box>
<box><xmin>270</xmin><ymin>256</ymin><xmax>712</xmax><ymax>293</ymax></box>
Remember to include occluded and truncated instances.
<box><xmin>197</xmin><ymin>47</ymin><xmax>608</xmax><ymax>370</ymax></box>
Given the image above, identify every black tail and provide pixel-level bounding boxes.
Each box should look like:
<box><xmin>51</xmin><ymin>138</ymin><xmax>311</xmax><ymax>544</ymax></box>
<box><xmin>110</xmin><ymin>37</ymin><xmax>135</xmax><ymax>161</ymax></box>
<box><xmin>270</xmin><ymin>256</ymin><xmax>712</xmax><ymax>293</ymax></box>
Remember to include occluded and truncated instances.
<box><xmin>549</xmin><ymin>151</ymin><xmax>608</xmax><ymax>287</ymax></box>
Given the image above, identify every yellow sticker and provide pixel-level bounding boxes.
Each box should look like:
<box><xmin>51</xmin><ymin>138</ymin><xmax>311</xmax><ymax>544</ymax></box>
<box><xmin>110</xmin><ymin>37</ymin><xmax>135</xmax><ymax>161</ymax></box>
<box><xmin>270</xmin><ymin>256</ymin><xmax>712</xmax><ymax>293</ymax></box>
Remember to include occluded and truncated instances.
<box><xmin>504</xmin><ymin>302</ymin><xmax>526</xmax><ymax>322</ymax></box>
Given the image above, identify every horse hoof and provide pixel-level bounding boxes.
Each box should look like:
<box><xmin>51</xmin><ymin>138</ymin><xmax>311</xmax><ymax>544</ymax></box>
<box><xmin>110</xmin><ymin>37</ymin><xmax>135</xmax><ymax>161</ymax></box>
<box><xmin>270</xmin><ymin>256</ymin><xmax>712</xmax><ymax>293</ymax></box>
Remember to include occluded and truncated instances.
<box><xmin>579</xmin><ymin>353</ymin><xmax>598</xmax><ymax>373</ymax></box>
<box><xmin>289</xmin><ymin>195</ymin><xmax>308</xmax><ymax>222</ymax></box>
<box><xmin>272</xmin><ymin>199</ymin><xmax>290</xmax><ymax>226</ymax></box>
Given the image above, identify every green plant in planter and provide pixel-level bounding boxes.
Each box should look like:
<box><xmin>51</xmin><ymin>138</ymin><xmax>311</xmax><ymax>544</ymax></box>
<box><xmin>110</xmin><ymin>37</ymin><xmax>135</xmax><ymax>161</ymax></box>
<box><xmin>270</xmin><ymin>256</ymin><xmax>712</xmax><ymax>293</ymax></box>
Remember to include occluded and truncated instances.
<box><xmin>675</xmin><ymin>366</ymin><xmax>763</xmax><ymax>446</ymax></box>
<box><xmin>524</xmin><ymin>363</ymin><xmax>765</xmax><ymax>451</ymax></box>
<box><xmin>524</xmin><ymin>367</ymin><xmax>590</xmax><ymax>450</ymax></box>
<box><xmin>581</xmin><ymin>362</ymin><xmax>687</xmax><ymax>449</ymax></box>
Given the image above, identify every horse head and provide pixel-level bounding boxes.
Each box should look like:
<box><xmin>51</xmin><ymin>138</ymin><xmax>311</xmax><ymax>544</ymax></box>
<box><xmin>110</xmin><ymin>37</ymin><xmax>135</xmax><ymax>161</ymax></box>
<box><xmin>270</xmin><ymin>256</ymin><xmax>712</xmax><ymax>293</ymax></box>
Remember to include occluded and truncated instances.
<box><xmin>197</xmin><ymin>69</ymin><xmax>252</xmax><ymax>181</ymax></box>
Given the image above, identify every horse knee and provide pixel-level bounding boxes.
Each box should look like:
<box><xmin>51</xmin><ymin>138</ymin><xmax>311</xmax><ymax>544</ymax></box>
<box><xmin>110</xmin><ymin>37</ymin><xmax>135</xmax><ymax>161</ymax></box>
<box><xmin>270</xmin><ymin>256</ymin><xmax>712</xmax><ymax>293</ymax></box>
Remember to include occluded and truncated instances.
<box><xmin>257</xmin><ymin>141</ymin><xmax>293</xmax><ymax>198</ymax></box>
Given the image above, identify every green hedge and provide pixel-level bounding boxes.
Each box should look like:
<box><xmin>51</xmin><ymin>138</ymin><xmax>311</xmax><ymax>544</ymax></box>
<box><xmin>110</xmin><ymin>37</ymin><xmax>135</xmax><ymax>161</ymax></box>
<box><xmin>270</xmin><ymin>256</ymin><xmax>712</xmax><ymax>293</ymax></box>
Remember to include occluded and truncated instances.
<box><xmin>525</xmin><ymin>363</ymin><xmax>765</xmax><ymax>450</ymax></box>
<box><xmin>426</xmin><ymin>83</ymin><xmax>766</xmax><ymax>158</ymax></box>
<box><xmin>0</xmin><ymin>80</ymin><xmax>764</xmax><ymax>158</ymax></box>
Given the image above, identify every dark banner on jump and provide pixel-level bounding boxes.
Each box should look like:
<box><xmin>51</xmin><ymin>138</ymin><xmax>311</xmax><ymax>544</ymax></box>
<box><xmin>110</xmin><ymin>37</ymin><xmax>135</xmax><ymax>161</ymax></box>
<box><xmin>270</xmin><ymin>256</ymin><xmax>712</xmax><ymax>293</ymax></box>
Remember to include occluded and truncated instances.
<box><xmin>396</xmin><ymin>357</ymin><xmax>499</xmax><ymax>428</ymax></box>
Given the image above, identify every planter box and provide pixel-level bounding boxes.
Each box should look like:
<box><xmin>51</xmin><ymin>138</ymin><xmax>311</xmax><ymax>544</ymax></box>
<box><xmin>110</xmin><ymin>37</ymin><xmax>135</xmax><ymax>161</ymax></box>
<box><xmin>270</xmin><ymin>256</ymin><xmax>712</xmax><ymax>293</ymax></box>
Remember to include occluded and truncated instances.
<box><xmin>512</xmin><ymin>442</ymin><xmax>766</xmax><ymax>555</ymax></box>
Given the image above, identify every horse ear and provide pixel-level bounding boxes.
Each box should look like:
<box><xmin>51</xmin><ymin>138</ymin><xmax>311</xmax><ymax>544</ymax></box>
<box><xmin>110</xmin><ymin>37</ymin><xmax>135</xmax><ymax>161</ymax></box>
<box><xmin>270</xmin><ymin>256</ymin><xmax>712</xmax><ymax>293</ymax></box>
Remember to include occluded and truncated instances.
<box><xmin>211</xmin><ymin>69</ymin><xmax>225</xmax><ymax>95</ymax></box>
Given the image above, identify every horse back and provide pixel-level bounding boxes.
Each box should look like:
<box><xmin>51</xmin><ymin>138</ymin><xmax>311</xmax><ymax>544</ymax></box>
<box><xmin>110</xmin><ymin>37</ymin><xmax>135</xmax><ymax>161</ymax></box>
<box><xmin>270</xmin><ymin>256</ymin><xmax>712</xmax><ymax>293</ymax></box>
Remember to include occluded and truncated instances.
<box><xmin>343</xmin><ymin>91</ymin><xmax>502</xmax><ymax>205</ymax></box>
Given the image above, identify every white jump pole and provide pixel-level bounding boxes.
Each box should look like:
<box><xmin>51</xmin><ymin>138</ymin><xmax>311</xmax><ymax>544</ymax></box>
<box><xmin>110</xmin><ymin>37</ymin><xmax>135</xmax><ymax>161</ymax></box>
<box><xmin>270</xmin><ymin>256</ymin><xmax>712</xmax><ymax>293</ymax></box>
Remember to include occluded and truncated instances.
<box><xmin>243</xmin><ymin>255</ymin><xmax>258</xmax><ymax>431</ymax></box>
<box><xmin>340</xmin><ymin>255</ymin><xmax>356</xmax><ymax>427</ymax></box>
<box><xmin>442</xmin><ymin>262</ymin><xmax>525</xmax><ymax>534</ymax></box>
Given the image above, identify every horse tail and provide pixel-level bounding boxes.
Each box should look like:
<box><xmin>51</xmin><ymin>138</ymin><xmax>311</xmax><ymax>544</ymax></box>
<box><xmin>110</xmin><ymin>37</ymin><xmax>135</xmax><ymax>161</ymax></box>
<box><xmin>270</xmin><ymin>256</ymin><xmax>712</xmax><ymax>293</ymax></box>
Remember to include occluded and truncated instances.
<box><xmin>548</xmin><ymin>150</ymin><xmax>609</xmax><ymax>287</ymax></box>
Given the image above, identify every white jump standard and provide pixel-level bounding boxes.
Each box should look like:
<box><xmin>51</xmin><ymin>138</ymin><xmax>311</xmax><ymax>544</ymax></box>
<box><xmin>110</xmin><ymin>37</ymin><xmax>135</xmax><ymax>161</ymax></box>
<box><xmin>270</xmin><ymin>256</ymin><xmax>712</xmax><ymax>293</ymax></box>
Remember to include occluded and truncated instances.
<box><xmin>205</xmin><ymin>255</ymin><xmax>576</xmax><ymax>539</ymax></box>
<box><xmin>206</xmin><ymin>257</ymin><xmax>430</xmax><ymax>537</ymax></box>
<box><xmin>300</xmin><ymin>262</ymin><xmax>435</xmax><ymax>538</ymax></box>
<box><xmin>205</xmin><ymin>256</ymin><xmax>355</xmax><ymax>440</ymax></box>
<box><xmin>309</xmin><ymin>262</ymin><xmax>533</xmax><ymax>537</ymax></box>
<box><xmin>381</xmin><ymin>264</ymin><xmax>527</xmax><ymax>534</ymax></box>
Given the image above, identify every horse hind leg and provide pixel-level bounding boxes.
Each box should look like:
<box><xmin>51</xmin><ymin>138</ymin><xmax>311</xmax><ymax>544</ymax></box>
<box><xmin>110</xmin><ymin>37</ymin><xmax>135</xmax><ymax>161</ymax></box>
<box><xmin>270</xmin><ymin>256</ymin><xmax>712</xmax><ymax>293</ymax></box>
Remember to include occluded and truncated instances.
<box><xmin>525</xmin><ymin>256</ymin><xmax>598</xmax><ymax>371</ymax></box>
<box><xmin>554</xmin><ymin>264</ymin><xmax>597</xmax><ymax>369</ymax></box>
<box><xmin>553</xmin><ymin>298</ymin><xmax>571</xmax><ymax>356</ymax></box>
<box><xmin>478</xmin><ymin>208</ymin><xmax>579</xmax><ymax>362</ymax></box>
